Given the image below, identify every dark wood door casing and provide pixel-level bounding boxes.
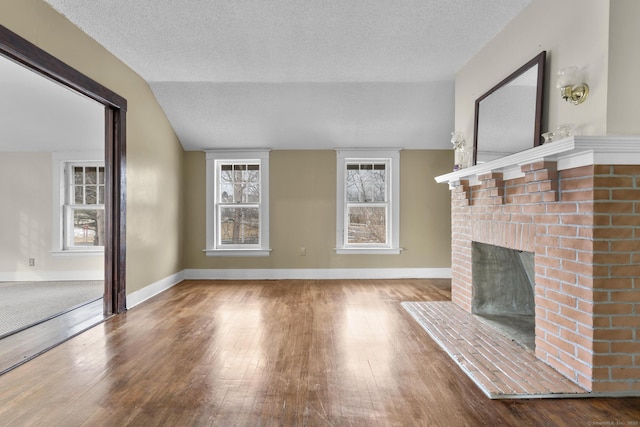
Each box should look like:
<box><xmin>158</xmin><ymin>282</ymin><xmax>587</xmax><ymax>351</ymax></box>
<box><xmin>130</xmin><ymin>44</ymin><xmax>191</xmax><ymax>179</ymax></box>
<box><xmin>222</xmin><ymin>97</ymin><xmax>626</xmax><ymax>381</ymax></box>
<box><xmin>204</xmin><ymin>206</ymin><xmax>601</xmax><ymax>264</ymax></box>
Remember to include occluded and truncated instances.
<box><xmin>0</xmin><ymin>24</ymin><xmax>127</xmax><ymax>314</ymax></box>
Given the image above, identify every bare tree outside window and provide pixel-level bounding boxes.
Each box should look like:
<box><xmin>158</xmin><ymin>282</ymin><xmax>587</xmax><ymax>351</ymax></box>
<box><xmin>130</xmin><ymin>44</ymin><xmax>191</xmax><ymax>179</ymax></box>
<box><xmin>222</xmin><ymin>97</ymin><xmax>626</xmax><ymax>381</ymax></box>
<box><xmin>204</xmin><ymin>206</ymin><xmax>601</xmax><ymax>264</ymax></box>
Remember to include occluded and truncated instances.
<box><xmin>219</xmin><ymin>163</ymin><xmax>260</xmax><ymax>245</ymax></box>
<box><xmin>346</xmin><ymin>163</ymin><xmax>387</xmax><ymax>244</ymax></box>
<box><xmin>69</xmin><ymin>165</ymin><xmax>105</xmax><ymax>247</ymax></box>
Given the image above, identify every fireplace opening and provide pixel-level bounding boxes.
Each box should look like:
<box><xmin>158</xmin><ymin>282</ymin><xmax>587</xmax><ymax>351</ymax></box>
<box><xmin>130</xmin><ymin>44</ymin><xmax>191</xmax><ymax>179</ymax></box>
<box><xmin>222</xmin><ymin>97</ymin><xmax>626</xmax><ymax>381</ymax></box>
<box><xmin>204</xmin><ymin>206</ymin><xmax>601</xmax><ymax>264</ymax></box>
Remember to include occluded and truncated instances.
<box><xmin>471</xmin><ymin>241</ymin><xmax>535</xmax><ymax>350</ymax></box>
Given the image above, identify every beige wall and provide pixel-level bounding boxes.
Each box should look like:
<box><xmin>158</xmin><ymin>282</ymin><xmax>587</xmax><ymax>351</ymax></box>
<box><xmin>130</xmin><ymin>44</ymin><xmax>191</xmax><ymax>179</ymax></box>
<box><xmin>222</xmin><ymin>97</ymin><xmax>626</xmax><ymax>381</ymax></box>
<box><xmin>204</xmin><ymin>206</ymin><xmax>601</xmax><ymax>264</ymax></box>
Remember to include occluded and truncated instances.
<box><xmin>0</xmin><ymin>0</ymin><xmax>185</xmax><ymax>293</ymax></box>
<box><xmin>183</xmin><ymin>150</ymin><xmax>452</xmax><ymax>270</ymax></box>
<box><xmin>456</xmin><ymin>0</ymin><xmax>611</xmax><ymax>142</ymax></box>
<box><xmin>607</xmin><ymin>0</ymin><xmax>640</xmax><ymax>134</ymax></box>
<box><xmin>0</xmin><ymin>152</ymin><xmax>103</xmax><ymax>278</ymax></box>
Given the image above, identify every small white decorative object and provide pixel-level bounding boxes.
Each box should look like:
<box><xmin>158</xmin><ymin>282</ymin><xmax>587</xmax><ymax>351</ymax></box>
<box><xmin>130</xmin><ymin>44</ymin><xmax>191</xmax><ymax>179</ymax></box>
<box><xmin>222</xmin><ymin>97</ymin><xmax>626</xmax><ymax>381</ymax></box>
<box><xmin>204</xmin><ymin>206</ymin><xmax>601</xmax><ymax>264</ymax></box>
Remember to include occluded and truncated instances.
<box><xmin>541</xmin><ymin>131</ymin><xmax>555</xmax><ymax>144</ymax></box>
<box><xmin>451</xmin><ymin>131</ymin><xmax>468</xmax><ymax>170</ymax></box>
<box><xmin>542</xmin><ymin>123</ymin><xmax>576</xmax><ymax>144</ymax></box>
<box><xmin>556</xmin><ymin>123</ymin><xmax>576</xmax><ymax>138</ymax></box>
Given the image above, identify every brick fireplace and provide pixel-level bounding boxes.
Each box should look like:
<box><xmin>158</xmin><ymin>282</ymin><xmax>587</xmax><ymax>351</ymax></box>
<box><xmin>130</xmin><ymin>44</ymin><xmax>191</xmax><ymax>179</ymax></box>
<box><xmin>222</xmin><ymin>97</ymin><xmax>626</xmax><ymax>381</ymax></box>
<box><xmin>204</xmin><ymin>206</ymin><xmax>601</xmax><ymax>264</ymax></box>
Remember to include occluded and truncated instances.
<box><xmin>436</xmin><ymin>136</ymin><xmax>640</xmax><ymax>395</ymax></box>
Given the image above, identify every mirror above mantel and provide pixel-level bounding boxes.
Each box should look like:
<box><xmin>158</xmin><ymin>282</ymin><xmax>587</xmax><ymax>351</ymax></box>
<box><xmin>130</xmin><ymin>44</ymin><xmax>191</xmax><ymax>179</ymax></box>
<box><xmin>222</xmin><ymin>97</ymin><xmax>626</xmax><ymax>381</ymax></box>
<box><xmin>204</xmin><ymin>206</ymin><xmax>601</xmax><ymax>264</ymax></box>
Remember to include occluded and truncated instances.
<box><xmin>473</xmin><ymin>51</ymin><xmax>546</xmax><ymax>165</ymax></box>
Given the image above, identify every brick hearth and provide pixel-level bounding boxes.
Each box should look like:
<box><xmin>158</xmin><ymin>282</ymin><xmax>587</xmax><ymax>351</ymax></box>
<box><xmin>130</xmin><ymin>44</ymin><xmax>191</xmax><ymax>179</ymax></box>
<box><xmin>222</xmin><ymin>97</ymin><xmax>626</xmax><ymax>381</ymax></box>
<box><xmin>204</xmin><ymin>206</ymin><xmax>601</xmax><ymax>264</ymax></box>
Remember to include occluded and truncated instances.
<box><xmin>437</xmin><ymin>136</ymin><xmax>640</xmax><ymax>395</ymax></box>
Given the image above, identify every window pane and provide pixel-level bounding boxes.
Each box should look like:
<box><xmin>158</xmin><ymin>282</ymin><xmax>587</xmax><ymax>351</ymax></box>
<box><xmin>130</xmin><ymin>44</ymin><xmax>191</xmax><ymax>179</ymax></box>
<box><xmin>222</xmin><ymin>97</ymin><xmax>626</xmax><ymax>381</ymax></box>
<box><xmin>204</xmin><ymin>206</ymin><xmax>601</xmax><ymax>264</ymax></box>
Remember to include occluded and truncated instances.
<box><xmin>233</xmin><ymin>184</ymin><xmax>246</xmax><ymax>202</ymax></box>
<box><xmin>347</xmin><ymin>206</ymin><xmax>386</xmax><ymax>244</ymax></box>
<box><xmin>244</xmin><ymin>182</ymin><xmax>260</xmax><ymax>203</ymax></box>
<box><xmin>85</xmin><ymin>167</ymin><xmax>97</xmax><ymax>184</ymax></box>
<box><xmin>220</xmin><ymin>168</ymin><xmax>234</xmax><ymax>190</ymax></box>
<box><xmin>219</xmin><ymin>207</ymin><xmax>260</xmax><ymax>245</ymax></box>
<box><xmin>74</xmin><ymin>186</ymin><xmax>84</xmax><ymax>204</ymax></box>
<box><xmin>98</xmin><ymin>167</ymin><xmax>105</xmax><ymax>184</ymax></box>
<box><xmin>371</xmin><ymin>167</ymin><xmax>386</xmax><ymax>202</ymax></box>
<box><xmin>246</xmin><ymin>168</ymin><xmax>260</xmax><ymax>184</ymax></box>
<box><xmin>220</xmin><ymin>182</ymin><xmax>234</xmax><ymax>202</ymax></box>
<box><xmin>99</xmin><ymin>185</ymin><xmax>105</xmax><ymax>205</ymax></box>
<box><xmin>346</xmin><ymin>163</ymin><xmax>386</xmax><ymax>202</ymax></box>
<box><xmin>73</xmin><ymin>208</ymin><xmax>105</xmax><ymax>246</ymax></box>
<box><xmin>74</xmin><ymin>167</ymin><xmax>84</xmax><ymax>185</ymax></box>
<box><xmin>86</xmin><ymin>186</ymin><xmax>97</xmax><ymax>204</ymax></box>
<box><xmin>346</xmin><ymin>169</ymin><xmax>360</xmax><ymax>202</ymax></box>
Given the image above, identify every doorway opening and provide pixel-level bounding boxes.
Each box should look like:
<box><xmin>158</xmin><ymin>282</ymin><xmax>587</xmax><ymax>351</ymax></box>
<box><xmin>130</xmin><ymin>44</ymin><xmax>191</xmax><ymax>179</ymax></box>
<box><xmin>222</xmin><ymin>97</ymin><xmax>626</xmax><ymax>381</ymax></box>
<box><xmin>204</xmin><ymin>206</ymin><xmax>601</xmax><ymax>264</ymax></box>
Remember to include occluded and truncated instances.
<box><xmin>0</xmin><ymin>24</ymin><xmax>126</xmax><ymax>373</ymax></box>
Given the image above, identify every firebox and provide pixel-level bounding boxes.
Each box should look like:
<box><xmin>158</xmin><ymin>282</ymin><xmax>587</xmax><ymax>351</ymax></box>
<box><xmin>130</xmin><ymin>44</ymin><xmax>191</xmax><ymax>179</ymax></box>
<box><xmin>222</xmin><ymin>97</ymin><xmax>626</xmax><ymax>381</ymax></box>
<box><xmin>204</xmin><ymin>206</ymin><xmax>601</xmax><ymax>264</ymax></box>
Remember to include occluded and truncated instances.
<box><xmin>472</xmin><ymin>242</ymin><xmax>535</xmax><ymax>349</ymax></box>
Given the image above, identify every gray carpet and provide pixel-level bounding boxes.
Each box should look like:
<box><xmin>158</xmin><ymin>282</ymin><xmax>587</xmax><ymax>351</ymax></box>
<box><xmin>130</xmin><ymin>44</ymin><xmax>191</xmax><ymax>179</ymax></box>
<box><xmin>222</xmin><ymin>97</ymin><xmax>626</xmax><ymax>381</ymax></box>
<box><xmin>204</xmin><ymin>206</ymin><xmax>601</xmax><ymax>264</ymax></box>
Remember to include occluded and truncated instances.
<box><xmin>0</xmin><ymin>281</ymin><xmax>103</xmax><ymax>337</ymax></box>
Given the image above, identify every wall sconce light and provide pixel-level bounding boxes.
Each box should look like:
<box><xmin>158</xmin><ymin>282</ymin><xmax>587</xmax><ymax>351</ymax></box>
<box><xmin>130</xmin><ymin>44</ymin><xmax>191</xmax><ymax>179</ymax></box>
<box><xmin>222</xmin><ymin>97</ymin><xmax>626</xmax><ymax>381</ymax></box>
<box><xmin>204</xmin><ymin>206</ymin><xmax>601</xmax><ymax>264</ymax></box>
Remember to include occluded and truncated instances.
<box><xmin>557</xmin><ymin>66</ymin><xmax>589</xmax><ymax>105</ymax></box>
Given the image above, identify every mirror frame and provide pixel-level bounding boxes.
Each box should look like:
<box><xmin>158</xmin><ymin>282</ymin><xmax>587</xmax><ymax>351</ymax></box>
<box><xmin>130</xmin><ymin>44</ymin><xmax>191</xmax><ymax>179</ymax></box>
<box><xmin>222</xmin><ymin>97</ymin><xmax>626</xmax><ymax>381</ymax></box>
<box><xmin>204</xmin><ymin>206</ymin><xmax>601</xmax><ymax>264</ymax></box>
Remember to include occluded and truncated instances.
<box><xmin>473</xmin><ymin>51</ymin><xmax>546</xmax><ymax>165</ymax></box>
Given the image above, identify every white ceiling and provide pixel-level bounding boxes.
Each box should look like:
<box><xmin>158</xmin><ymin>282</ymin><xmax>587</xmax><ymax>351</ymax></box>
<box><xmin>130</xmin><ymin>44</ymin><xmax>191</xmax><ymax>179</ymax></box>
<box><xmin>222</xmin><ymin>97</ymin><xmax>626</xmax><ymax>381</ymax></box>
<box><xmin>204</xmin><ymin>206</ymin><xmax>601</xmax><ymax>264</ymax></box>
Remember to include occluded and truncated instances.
<box><xmin>5</xmin><ymin>1</ymin><xmax>531</xmax><ymax>152</ymax></box>
<box><xmin>0</xmin><ymin>55</ymin><xmax>104</xmax><ymax>152</ymax></box>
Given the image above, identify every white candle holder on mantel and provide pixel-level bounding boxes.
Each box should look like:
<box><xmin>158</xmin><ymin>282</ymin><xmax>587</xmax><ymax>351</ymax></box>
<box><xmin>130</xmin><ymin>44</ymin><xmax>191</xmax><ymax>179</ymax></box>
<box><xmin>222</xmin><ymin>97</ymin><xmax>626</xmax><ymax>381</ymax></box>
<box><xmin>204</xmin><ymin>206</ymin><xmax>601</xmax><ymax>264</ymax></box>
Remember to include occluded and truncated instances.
<box><xmin>451</xmin><ymin>131</ymin><xmax>471</xmax><ymax>170</ymax></box>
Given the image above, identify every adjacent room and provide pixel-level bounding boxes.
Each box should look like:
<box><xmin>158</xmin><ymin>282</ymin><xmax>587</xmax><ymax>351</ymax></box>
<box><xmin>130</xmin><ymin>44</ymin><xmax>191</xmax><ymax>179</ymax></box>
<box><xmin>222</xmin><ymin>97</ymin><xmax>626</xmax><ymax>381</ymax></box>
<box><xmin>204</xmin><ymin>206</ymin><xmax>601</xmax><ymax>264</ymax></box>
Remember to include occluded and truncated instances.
<box><xmin>0</xmin><ymin>0</ymin><xmax>639</xmax><ymax>425</ymax></box>
<box><xmin>0</xmin><ymin>51</ymin><xmax>106</xmax><ymax>373</ymax></box>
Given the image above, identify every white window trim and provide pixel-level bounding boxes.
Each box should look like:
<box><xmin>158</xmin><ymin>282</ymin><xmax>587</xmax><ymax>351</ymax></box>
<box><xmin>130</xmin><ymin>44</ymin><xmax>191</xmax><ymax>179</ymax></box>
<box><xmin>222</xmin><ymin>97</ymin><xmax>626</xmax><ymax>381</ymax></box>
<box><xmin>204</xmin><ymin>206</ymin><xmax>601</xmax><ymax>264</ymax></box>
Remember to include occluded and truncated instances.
<box><xmin>51</xmin><ymin>151</ymin><xmax>105</xmax><ymax>256</ymax></box>
<box><xmin>204</xmin><ymin>149</ymin><xmax>271</xmax><ymax>257</ymax></box>
<box><xmin>335</xmin><ymin>149</ymin><xmax>401</xmax><ymax>255</ymax></box>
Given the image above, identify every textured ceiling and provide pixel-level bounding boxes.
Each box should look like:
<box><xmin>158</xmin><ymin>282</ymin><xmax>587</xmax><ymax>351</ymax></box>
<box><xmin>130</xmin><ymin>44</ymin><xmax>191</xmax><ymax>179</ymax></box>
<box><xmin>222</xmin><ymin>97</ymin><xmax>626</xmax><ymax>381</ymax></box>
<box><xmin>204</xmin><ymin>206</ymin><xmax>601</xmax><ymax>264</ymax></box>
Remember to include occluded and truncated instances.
<box><xmin>38</xmin><ymin>0</ymin><xmax>530</xmax><ymax>151</ymax></box>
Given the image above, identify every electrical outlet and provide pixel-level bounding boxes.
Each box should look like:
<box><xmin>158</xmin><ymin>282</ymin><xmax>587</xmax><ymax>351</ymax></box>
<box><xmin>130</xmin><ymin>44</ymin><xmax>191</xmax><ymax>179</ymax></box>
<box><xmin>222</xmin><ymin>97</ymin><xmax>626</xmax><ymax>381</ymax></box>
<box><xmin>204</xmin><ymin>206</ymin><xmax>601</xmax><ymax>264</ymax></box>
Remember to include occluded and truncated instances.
<box><xmin>29</xmin><ymin>258</ymin><xmax>35</xmax><ymax>267</ymax></box>
<box><xmin>300</xmin><ymin>247</ymin><xmax>306</xmax><ymax>256</ymax></box>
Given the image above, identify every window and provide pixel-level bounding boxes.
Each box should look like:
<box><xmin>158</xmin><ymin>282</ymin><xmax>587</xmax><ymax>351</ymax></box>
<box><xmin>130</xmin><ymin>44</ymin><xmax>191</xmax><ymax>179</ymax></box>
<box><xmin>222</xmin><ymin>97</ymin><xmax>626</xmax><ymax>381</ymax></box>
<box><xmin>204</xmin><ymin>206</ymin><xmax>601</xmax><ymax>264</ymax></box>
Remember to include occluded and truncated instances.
<box><xmin>52</xmin><ymin>152</ymin><xmax>105</xmax><ymax>254</ymax></box>
<box><xmin>66</xmin><ymin>164</ymin><xmax>105</xmax><ymax>248</ymax></box>
<box><xmin>336</xmin><ymin>149</ymin><xmax>400</xmax><ymax>254</ymax></box>
<box><xmin>205</xmin><ymin>150</ymin><xmax>270</xmax><ymax>256</ymax></box>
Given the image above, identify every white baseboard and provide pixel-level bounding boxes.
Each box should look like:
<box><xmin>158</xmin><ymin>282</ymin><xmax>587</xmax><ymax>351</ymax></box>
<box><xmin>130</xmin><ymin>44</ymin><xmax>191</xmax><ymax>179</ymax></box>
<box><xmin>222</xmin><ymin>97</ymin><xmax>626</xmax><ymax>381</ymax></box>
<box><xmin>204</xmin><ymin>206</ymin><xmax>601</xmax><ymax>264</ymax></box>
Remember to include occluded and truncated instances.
<box><xmin>0</xmin><ymin>270</ymin><xmax>103</xmax><ymax>282</ymax></box>
<box><xmin>183</xmin><ymin>268</ymin><xmax>451</xmax><ymax>280</ymax></box>
<box><xmin>126</xmin><ymin>271</ymin><xmax>185</xmax><ymax>309</ymax></box>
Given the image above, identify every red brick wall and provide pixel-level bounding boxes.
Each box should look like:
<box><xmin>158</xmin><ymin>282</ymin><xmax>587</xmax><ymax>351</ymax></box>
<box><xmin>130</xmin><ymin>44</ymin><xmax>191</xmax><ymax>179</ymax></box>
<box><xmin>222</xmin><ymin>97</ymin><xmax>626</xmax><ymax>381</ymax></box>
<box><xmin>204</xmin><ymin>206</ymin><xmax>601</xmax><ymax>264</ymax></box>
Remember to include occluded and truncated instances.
<box><xmin>591</xmin><ymin>165</ymin><xmax>640</xmax><ymax>393</ymax></box>
<box><xmin>449</xmin><ymin>162</ymin><xmax>640</xmax><ymax>393</ymax></box>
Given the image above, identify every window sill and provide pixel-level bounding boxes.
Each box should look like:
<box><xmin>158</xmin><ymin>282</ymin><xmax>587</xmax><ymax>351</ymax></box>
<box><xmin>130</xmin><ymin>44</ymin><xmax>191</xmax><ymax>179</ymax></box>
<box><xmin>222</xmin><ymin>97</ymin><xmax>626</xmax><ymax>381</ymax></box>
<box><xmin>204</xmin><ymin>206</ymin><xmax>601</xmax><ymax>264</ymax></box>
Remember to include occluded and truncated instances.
<box><xmin>50</xmin><ymin>249</ymin><xmax>104</xmax><ymax>257</ymax></box>
<box><xmin>204</xmin><ymin>249</ymin><xmax>271</xmax><ymax>257</ymax></box>
<box><xmin>335</xmin><ymin>247</ymin><xmax>402</xmax><ymax>255</ymax></box>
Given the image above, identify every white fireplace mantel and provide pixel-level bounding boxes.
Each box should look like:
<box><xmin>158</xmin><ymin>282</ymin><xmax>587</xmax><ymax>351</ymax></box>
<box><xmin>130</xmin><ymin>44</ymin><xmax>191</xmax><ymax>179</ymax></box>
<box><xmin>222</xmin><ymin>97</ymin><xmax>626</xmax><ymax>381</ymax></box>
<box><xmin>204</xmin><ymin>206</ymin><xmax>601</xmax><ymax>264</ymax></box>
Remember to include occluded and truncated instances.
<box><xmin>435</xmin><ymin>135</ymin><xmax>640</xmax><ymax>188</ymax></box>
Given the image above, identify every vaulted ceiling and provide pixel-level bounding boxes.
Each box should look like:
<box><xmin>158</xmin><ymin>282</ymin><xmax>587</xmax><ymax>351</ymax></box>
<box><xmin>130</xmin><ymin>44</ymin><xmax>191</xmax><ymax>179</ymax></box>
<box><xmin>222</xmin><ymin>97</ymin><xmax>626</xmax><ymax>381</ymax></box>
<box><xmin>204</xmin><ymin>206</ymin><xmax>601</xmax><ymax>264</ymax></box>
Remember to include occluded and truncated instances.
<box><xmin>5</xmin><ymin>1</ymin><xmax>531</xmax><ymax>152</ymax></box>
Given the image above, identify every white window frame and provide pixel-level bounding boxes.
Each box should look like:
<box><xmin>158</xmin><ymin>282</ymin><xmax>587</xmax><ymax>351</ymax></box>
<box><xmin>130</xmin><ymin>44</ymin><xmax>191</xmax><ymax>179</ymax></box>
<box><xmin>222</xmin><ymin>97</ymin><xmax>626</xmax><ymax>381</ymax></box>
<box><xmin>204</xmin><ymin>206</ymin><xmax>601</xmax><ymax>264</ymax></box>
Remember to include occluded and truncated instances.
<box><xmin>205</xmin><ymin>149</ymin><xmax>270</xmax><ymax>257</ymax></box>
<box><xmin>336</xmin><ymin>149</ymin><xmax>401</xmax><ymax>254</ymax></box>
<box><xmin>51</xmin><ymin>151</ymin><xmax>105</xmax><ymax>256</ymax></box>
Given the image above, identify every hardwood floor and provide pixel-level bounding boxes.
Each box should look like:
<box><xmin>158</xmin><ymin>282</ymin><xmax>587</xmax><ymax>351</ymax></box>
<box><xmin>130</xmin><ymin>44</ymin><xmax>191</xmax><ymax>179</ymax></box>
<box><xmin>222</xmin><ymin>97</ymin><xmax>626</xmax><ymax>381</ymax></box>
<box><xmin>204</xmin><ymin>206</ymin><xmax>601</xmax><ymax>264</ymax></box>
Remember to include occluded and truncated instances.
<box><xmin>0</xmin><ymin>279</ymin><xmax>638</xmax><ymax>426</ymax></box>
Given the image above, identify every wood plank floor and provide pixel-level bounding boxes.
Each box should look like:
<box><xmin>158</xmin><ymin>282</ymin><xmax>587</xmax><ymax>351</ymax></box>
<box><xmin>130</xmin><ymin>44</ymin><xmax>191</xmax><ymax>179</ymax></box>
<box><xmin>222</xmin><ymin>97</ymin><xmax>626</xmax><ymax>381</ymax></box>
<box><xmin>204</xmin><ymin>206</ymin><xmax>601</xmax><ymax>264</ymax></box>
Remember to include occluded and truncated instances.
<box><xmin>0</xmin><ymin>279</ymin><xmax>638</xmax><ymax>426</ymax></box>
